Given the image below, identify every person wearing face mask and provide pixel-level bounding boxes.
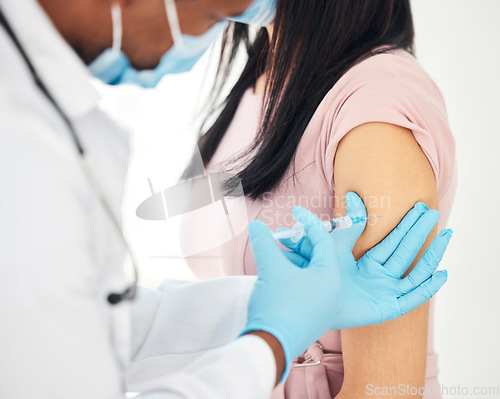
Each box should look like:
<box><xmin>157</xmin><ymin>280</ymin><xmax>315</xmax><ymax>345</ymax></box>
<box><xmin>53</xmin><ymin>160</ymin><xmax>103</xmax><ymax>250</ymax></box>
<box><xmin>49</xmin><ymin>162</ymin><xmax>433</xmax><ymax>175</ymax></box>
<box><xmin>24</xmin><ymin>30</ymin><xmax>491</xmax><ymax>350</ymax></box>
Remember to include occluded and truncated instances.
<box><xmin>0</xmin><ymin>0</ymin><xmax>451</xmax><ymax>398</ymax></box>
<box><xmin>89</xmin><ymin>0</ymin><xmax>277</xmax><ymax>87</ymax></box>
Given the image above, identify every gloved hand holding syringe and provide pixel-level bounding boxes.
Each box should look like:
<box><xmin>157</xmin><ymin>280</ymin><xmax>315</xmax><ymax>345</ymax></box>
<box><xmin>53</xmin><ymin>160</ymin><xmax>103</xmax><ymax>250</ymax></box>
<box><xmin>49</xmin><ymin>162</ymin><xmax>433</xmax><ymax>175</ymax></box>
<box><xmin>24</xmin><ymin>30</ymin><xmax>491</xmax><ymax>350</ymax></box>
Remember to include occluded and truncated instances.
<box><xmin>273</xmin><ymin>215</ymin><xmax>383</xmax><ymax>242</ymax></box>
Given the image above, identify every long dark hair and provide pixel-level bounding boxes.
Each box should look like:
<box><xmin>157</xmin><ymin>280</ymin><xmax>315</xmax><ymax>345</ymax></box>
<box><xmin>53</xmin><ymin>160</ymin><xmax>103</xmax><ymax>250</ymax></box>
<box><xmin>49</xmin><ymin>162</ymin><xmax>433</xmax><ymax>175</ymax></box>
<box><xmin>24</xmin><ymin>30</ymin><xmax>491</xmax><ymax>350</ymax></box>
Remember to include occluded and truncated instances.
<box><xmin>184</xmin><ymin>0</ymin><xmax>414</xmax><ymax>200</ymax></box>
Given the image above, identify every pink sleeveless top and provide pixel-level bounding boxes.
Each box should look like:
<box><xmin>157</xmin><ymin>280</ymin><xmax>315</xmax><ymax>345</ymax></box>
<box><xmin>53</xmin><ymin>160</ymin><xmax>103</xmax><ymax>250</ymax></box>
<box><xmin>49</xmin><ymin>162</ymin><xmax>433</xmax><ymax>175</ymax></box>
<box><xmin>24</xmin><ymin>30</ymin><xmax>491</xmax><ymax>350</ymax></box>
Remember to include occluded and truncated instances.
<box><xmin>180</xmin><ymin>48</ymin><xmax>456</xmax><ymax>398</ymax></box>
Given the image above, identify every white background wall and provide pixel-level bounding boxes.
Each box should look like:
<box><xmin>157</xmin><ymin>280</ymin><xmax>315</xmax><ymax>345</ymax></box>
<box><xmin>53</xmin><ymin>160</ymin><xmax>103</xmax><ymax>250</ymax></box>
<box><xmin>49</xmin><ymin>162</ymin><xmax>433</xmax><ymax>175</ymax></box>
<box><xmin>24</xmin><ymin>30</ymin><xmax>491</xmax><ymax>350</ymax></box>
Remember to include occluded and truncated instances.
<box><xmin>98</xmin><ymin>0</ymin><xmax>500</xmax><ymax>396</ymax></box>
<box><xmin>411</xmin><ymin>0</ymin><xmax>500</xmax><ymax>394</ymax></box>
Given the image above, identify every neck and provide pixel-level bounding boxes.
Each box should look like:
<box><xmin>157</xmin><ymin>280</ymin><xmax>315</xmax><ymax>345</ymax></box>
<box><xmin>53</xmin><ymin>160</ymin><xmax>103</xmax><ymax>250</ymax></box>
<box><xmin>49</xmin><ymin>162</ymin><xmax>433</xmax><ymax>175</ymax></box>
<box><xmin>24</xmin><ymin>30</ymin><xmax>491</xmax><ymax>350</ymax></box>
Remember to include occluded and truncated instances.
<box><xmin>266</xmin><ymin>22</ymin><xmax>274</xmax><ymax>39</ymax></box>
<box><xmin>120</xmin><ymin>2</ymin><xmax>173</xmax><ymax>69</ymax></box>
<box><xmin>38</xmin><ymin>0</ymin><xmax>113</xmax><ymax>64</ymax></box>
<box><xmin>38</xmin><ymin>0</ymin><xmax>174</xmax><ymax>68</ymax></box>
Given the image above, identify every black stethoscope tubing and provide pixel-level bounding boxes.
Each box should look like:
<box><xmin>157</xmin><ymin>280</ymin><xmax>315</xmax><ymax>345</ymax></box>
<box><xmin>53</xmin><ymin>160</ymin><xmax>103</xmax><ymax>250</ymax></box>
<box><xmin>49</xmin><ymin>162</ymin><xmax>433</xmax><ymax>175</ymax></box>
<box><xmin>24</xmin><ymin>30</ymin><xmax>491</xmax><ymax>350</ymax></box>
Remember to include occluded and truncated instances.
<box><xmin>0</xmin><ymin>8</ymin><xmax>138</xmax><ymax>305</ymax></box>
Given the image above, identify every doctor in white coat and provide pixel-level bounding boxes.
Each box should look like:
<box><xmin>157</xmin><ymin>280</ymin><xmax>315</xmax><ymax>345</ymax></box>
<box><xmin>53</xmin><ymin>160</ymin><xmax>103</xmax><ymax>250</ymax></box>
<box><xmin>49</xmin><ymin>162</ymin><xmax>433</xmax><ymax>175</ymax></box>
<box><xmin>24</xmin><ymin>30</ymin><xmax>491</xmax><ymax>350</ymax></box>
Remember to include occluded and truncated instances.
<box><xmin>0</xmin><ymin>0</ymin><xmax>452</xmax><ymax>397</ymax></box>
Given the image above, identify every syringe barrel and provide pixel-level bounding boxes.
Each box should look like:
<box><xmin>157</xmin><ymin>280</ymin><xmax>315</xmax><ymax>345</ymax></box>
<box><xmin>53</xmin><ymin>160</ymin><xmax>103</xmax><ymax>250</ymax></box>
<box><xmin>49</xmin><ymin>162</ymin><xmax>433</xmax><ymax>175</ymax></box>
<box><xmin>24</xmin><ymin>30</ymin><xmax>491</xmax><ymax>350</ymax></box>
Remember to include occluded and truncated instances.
<box><xmin>272</xmin><ymin>222</ymin><xmax>307</xmax><ymax>243</ymax></box>
<box><xmin>327</xmin><ymin>216</ymin><xmax>353</xmax><ymax>231</ymax></box>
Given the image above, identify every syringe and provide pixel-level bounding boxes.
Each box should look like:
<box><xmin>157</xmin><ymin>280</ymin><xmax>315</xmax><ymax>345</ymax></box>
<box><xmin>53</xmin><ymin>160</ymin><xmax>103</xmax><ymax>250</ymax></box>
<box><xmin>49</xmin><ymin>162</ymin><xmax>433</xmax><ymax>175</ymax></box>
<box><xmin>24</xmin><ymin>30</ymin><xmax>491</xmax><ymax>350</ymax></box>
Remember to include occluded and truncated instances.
<box><xmin>273</xmin><ymin>215</ymin><xmax>382</xmax><ymax>243</ymax></box>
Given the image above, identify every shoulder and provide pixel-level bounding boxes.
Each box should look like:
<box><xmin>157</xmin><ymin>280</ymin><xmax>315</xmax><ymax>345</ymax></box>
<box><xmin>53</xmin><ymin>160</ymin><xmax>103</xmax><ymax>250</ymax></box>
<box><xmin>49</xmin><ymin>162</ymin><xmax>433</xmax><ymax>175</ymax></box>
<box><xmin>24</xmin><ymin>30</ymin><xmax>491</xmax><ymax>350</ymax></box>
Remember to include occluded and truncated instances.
<box><xmin>314</xmin><ymin>48</ymin><xmax>455</xmax><ymax>193</ymax></box>
<box><xmin>313</xmin><ymin>48</ymin><xmax>452</xmax><ymax>143</ymax></box>
<box><xmin>324</xmin><ymin>48</ymin><xmax>447</xmax><ymax>115</ymax></box>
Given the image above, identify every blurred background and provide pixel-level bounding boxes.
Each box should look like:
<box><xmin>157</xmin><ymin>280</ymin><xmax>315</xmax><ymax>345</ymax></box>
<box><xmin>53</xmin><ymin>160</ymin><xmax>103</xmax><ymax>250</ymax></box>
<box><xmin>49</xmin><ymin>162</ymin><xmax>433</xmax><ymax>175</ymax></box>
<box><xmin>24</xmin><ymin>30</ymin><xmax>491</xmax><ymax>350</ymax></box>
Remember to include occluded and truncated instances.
<box><xmin>96</xmin><ymin>0</ymin><xmax>500</xmax><ymax>396</ymax></box>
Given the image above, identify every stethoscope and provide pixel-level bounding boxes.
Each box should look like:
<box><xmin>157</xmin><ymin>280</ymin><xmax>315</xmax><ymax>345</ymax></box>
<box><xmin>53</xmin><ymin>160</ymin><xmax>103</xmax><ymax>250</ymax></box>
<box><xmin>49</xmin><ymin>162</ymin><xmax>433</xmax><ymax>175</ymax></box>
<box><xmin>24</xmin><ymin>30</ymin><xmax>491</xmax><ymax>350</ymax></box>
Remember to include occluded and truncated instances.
<box><xmin>0</xmin><ymin>8</ymin><xmax>138</xmax><ymax>305</ymax></box>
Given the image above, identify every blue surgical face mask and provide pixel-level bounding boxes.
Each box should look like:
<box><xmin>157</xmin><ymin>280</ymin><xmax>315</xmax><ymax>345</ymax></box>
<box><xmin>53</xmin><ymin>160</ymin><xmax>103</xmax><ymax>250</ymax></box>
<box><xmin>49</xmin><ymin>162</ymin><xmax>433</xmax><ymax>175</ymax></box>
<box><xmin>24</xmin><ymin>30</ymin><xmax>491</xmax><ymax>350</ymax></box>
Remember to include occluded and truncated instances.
<box><xmin>89</xmin><ymin>0</ymin><xmax>227</xmax><ymax>88</ymax></box>
<box><xmin>228</xmin><ymin>0</ymin><xmax>276</xmax><ymax>26</ymax></box>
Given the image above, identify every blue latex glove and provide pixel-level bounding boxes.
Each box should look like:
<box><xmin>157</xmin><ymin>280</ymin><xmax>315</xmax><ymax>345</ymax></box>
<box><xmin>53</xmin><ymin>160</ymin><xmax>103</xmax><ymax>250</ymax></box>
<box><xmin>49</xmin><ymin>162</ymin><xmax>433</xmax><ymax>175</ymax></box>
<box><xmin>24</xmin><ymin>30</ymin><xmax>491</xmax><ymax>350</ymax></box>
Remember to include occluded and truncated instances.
<box><xmin>277</xmin><ymin>193</ymin><xmax>452</xmax><ymax>329</ymax></box>
<box><xmin>243</xmin><ymin>192</ymin><xmax>450</xmax><ymax>381</ymax></box>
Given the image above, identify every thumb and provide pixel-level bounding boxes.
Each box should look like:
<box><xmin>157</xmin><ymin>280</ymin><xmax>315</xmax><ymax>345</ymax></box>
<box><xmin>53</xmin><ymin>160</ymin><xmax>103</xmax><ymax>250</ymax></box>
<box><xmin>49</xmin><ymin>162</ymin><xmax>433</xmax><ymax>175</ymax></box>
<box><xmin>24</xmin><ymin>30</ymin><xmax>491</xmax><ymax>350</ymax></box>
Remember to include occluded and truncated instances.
<box><xmin>248</xmin><ymin>220</ymin><xmax>286</xmax><ymax>276</ymax></box>
<box><xmin>331</xmin><ymin>192</ymin><xmax>367</xmax><ymax>251</ymax></box>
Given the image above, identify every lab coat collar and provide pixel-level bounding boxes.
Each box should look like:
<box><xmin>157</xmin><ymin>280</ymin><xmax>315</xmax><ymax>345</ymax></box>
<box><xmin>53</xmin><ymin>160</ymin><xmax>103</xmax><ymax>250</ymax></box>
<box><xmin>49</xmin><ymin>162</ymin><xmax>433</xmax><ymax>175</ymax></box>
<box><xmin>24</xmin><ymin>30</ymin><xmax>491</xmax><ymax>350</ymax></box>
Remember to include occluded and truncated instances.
<box><xmin>0</xmin><ymin>0</ymin><xmax>100</xmax><ymax>120</ymax></box>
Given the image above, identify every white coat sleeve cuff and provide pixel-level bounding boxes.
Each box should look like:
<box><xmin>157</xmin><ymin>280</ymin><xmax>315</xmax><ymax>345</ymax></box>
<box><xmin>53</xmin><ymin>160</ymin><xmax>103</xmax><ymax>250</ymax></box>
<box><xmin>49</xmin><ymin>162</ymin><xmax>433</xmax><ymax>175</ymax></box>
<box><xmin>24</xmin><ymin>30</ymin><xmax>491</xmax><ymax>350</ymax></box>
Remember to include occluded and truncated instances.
<box><xmin>135</xmin><ymin>335</ymin><xmax>276</xmax><ymax>399</ymax></box>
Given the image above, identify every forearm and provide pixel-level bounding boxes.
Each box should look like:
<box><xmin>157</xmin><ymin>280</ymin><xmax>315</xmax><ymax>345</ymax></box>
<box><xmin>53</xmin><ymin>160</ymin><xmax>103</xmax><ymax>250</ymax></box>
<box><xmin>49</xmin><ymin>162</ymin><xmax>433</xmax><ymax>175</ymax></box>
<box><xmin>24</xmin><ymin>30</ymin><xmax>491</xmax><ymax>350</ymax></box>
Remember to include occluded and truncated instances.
<box><xmin>128</xmin><ymin>277</ymin><xmax>256</xmax><ymax>391</ymax></box>
<box><xmin>133</xmin><ymin>335</ymin><xmax>276</xmax><ymax>399</ymax></box>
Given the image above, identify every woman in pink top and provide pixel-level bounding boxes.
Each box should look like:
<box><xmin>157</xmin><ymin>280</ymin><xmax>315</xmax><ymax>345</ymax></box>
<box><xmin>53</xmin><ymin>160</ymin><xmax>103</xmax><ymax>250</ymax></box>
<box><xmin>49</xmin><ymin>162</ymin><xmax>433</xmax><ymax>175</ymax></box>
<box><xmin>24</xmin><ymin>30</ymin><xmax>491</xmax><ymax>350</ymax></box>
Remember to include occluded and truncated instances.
<box><xmin>181</xmin><ymin>1</ymin><xmax>456</xmax><ymax>398</ymax></box>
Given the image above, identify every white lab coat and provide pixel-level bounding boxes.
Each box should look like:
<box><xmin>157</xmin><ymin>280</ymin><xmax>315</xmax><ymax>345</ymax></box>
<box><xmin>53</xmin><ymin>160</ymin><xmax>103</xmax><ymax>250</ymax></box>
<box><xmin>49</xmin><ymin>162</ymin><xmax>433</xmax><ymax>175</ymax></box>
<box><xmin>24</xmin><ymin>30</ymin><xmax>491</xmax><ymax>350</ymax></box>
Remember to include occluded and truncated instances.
<box><xmin>0</xmin><ymin>0</ymin><xmax>276</xmax><ymax>398</ymax></box>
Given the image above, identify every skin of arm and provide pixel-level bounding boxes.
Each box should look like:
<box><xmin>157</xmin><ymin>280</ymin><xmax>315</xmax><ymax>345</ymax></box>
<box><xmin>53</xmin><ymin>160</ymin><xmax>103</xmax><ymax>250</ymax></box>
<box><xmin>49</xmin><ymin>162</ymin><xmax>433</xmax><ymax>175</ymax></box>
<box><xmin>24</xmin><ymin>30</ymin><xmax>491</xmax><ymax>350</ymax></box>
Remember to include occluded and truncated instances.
<box><xmin>246</xmin><ymin>331</ymin><xmax>286</xmax><ymax>386</ymax></box>
<box><xmin>333</xmin><ymin>122</ymin><xmax>439</xmax><ymax>399</ymax></box>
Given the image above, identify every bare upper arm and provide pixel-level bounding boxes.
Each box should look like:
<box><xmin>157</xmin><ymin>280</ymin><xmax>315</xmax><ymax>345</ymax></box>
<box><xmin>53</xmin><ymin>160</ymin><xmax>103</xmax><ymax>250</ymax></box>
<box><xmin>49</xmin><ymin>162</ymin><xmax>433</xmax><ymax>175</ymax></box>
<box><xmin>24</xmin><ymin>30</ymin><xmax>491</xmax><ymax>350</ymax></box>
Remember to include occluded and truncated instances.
<box><xmin>333</xmin><ymin>122</ymin><xmax>438</xmax><ymax>398</ymax></box>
